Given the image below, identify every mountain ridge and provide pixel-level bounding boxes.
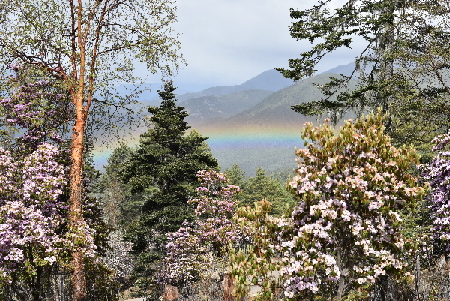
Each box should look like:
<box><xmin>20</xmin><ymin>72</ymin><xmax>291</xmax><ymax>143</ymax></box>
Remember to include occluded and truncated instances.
<box><xmin>176</xmin><ymin>68</ymin><xmax>295</xmax><ymax>102</ymax></box>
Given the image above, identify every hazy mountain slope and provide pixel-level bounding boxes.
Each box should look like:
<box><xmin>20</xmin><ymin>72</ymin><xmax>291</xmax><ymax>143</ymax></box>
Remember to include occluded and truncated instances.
<box><xmin>237</xmin><ymin>69</ymin><xmax>296</xmax><ymax>91</ymax></box>
<box><xmin>184</xmin><ymin>89</ymin><xmax>272</xmax><ymax>126</ymax></box>
<box><xmin>176</xmin><ymin>69</ymin><xmax>294</xmax><ymax>102</ymax></box>
<box><xmin>321</xmin><ymin>62</ymin><xmax>355</xmax><ymax>76</ymax></box>
<box><xmin>199</xmin><ymin>72</ymin><xmax>344</xmax><ymax>130</ymax></box>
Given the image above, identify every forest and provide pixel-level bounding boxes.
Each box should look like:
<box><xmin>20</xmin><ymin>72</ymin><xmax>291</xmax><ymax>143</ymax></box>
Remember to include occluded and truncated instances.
<box><xmin>1</xmin><ymin>0</ymin><xmax>450</xmax><ymax>301</ymax></box>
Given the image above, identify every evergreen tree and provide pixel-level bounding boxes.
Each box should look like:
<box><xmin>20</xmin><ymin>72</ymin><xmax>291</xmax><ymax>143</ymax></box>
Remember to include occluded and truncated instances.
<box><xmin>223</xmin><ymin>163</ymin><xmax>246</xmax><ymax>187</ymax></box>
<box><xmin>240</xmin><ymin>167</ymin><xmax>296</xmax><ymax>217</ymax></box>
<box><xmin>121</xmin><ymin>82</ymin><xmax>218</xmax><ymax>294</ymax></box>
<box><xmin>278</xmin><ymin>0</ymin><xmax>450</xmax><ymax>157</ymax></box>
<box><xmin>96</xmin><ymin>143</ymin><xmax>137</xmax><ymax>229</ymax></box>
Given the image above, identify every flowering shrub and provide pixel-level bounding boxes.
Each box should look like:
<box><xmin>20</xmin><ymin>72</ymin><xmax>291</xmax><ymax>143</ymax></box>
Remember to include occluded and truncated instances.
<box><xmin>231</xmin><ymin>199</ymin><xmax>289</xmax><ymax>300</ymax></box>
<box><xmin>280</xmin><ymin>113</ymin><xmax>426</xmax><ymax>299</ymax></box>
<box><xmin>0</xmin><ymin>66</ymin><xmax>104</xmax><ymax>298</ymax></box>
<box><xmin>421</xmin><ymin>131</ymin><xmax>450</xmax><ymax>246</ymax></box>
<box><xmin>101</xmin><ymin>230</ymin><xmax>135</xmax><ymax>279</ymax></box>
<box><xmin>0</xmin><ymin>144</ymin><xmax>68</xmax><ymax>284</ymax></box>
<box><xmin>162</xmin><ymin>169</ymin><xmax>240</xmax><ymax>286</ymax></box>
<box><xmin>163</xmin><ymin>170</ymin><xmax>287</xmax><ymax>300</ymax></box>
<box><xmin>0</xmin><ymin>65</ymin><xmax>71</xmax><ymax>151</ymax></box>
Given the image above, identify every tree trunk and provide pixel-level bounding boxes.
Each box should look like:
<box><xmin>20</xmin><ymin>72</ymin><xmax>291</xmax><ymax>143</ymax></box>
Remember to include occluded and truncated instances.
<box><xmin>223</xmin><ymin>274</ymin><xmax>235</xmax><ymax>301</ymax></box>
<box><xmin>31</xmin><ymin>263</ymin><xmax>42</xmax><ymax>301</ymax></box>
<box><xmin>336</xmin><ymin>247</ymin><xmax>345</xmax><ymax>300</ymax></box>
<box><xmin>69</xmin><ymin>100</ymin><xmax>87</xmax><ymax>301</ymax></box>
<box><xmin>376</xmin><ymin>1</ymin><xmax>396</xmax><ymax>134</ymax></box>
<box><xmin>162</xmin><ymin>284</ymin><xmax>180</xmax><ymax>301</ymax></box>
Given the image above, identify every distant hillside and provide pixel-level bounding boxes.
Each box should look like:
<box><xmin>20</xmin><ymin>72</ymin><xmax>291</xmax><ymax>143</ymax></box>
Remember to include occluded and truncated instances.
<box><xmin>181</xmin><ymin>63</ymin><xmax>356</xmax><ymax>127</ymax></box>
<box><xmin>184</xmin><ymin>89</ymin><xmax>272</xmax><ymax>126</ymax></box>
<box><xmin>176</xmin><ymin>69</ymin><xmax>294</xmax><ymax>102</ymax></box>
<box><xmin>198</xmin><ymin>72</ymin><xmax>345</xmax><ymax>131</ymax></box>
<box><xmin>320</xmin><ymin>62</ymin><xmax>355</xmax><ymax>76</ymax></box>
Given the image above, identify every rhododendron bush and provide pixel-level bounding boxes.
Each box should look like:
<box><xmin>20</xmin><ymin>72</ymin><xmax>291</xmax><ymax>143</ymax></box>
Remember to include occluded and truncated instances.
<box><xmin>0</xmin><ymin>67</ymin><xmax>101</xmax><ymax>298</ymax></box>
<box><xmin>0</xmin><ymin>143</ymin><xmax>68</xmax><ymax>285</ymax></box>
<box><xmin>162</xmin><ymin>169</ymin><xmax>240</xmax><ymax>286</ymax></box>
<box><xmin>280</xmin><ymin>113</ymin><xmax>426</xmax><ymax>299</ymax></box>
<box><xmin>0</xmin><ymin>65</ymin><xmax>71</xmax><ymax>152</ymax></box>
<box><xmin>421</xmin><ymin>131</ymin><xmax>450</xmax><ymax>248</ymax></box>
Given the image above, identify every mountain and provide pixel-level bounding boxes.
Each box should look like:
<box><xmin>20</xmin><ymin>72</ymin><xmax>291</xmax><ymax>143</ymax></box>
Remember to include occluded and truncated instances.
<box><xmin>176</xmin><ymin>69</ymin><xmax>294</xmax><ymax>102</ymax></box>
<box><xmin>184</xmin><ymin>89</ymin><xmax>273</xmax><ymax>125</ymax></box>
<box><xmin>197</xmin><ymin>72</ymin><xmax>346</xmax><ymax>131</ymax></box>
<box><xmin>321</xmin><ymin>62</ymin><xmax>355</xmax><ymax>77</ymax></box>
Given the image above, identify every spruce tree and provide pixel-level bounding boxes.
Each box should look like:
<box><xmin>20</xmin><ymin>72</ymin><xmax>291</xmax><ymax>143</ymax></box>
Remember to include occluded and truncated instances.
<box><xmin>121</xmin><ymin>82</ymin><xmax>218</xmax><ymax>293</ymax></box>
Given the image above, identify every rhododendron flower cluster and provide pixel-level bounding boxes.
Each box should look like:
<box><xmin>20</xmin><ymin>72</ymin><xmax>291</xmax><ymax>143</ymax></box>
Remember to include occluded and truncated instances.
<box><xmin>0</xmin><ymin>66</ymin><xmax>71</xmax><ymax>149</ymax></box>
<box><xmin>101</xmin><ymin>230</ymin><xmax>135</xmax><ymax>279</ymax></box>
<box><xmin>0</xmin><ymin>144</ymin><xmax>68</xmax><ymax>284</ymax></box>
<box><xmin>162</xmin><ymin>169</ymin><xmax>240</xmax><ymax>286</ymax></box>
<box><xmin>280</xmin><ymin>113</ymin><xmax>426</xmax><ymax>299</ymax></box>
<box><xmin>421</xmin><ymin>131</ymin><xmax>450</xmax><ymax>244</ymax></box>
<box><xmin>0</xmin><ymin>66</ymin><xmax>99</xmax><ymax>294</ymax></box>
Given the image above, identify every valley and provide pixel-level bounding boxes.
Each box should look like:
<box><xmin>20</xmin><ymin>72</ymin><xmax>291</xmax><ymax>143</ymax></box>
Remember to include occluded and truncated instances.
<box><xmin>93</xmin><ymin>63</ymin><xmax>355</xmax><ymax>176</ymax></box>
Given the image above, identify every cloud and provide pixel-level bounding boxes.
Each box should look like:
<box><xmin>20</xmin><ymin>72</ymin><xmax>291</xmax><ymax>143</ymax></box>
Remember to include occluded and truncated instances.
<box><xmin>165</xmin><ymin>0</ymin><xmax>364</xmax><ymax>89</ymax></box>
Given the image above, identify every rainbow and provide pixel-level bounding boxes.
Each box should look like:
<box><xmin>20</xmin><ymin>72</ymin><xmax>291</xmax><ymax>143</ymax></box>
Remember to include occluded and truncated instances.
<box><xmin>92</xmin><ymin>124</ymin><xmax>306</xmax><ymax>174</ymax></box>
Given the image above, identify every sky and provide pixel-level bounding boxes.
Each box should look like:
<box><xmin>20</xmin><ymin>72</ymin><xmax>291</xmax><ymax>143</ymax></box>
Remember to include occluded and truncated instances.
<box><xmin>163</xmin><ymin>0</ymin><xmax>361</xmax><ymax>91</ymax></box>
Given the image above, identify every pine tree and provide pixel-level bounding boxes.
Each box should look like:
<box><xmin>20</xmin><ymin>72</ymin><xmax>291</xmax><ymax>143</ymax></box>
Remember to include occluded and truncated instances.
<box><xmin>278</xmin><ymin>0</ymin><xmax>450</xmax><ymax>157</ymax></box>
<box><xmin>223</xmin><ymin>164</ymin><xmax>246</xmax><ymax>187</ymax></box>
<box><xmin>96</xmin><ymin>143</ymin><xmax>136</xmax><ymax>228</ymax></box>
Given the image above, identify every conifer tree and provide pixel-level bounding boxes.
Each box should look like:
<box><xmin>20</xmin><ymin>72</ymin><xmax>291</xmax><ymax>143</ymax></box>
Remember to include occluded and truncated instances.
<box><xmin>279</xmin><ymin>0</ymin><xmax>450</xmax><ymax>155</ymax></box>
<box><xmin>96</xmin><ymin>143</ymin><xmax>136</xmax><ymax>228</ymax></box>
<box><xmin>223</xmin><ymin>164</ymin><xmax>246</xmax><ymax>187</ymax></box>
<box><xmin>121</xmin><ymin>82</ymin><xmax>218</xmax><ymax>294</ymax></box>
<box><xmin>240</xmin><ymin>167</ymin><xmax>295</xmax><ymax>216</ymax></box>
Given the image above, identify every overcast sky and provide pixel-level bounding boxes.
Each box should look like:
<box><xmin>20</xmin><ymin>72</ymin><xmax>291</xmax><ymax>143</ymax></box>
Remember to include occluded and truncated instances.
<box><xmin>161</xmin><ymin>0</ymin><xmax>361</xmax><ymax>91</ymax></box>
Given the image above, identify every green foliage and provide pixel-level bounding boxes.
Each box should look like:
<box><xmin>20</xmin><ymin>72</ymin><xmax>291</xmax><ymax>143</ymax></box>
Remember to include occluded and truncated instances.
<box><xmin>84</xmin><ymin>258</ymin><xmax>120</xmax><ymax>301</ymax></box>
<box><xmin>224</xmin><ymin>164</ymin><xmax>247</xmax><ymax>187</ymax></box>
<box><xmin>224</xmin><ymin>164</ymin><xmax>296</xmax><ymax>216</ymax></box>
<box><xmin>120</xmin><ymin>82</ymin><xmax>218</xmax><ymax>294</ymax></box>
<box><xmin>239</xmin><ymin>167</ymin><xmax>296</xmax><ymax>217</ymax></box>
<box><xmin>278</xmin><ymin>0</ymin><xmax>450</xmax><ymax>157</ymax></box>
<box><xmin>95</xmin><ymin>143</ymin><xmax>140</xmax><ymax>228</ymax></box>
<box><xmin>231</xmin><ymin>199</ymin><xmax>285</xmax><ymax>301</ymax></box>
